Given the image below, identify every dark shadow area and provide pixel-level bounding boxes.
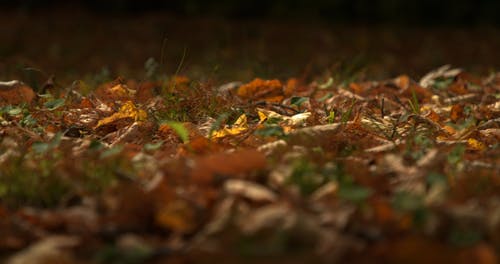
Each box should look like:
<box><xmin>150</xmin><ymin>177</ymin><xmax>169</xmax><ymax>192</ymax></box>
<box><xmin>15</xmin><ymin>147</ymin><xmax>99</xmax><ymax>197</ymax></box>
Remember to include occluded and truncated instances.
<box><xmin>0</xmin><ymin>1</ymin><xmax>499</xmax><ymax>83</ymax></box>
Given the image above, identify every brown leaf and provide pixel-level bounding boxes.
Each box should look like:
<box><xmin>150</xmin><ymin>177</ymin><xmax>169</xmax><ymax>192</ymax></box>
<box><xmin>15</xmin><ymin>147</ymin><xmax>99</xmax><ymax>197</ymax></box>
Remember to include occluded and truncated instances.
<box><xmin>191</xmin><ymin>149</ymin><xmax>267</xmax><ymax>184</ymax></box>
<box><xmin>450</xmin><ymin>104</ymin><xmax>464</xmax><ymax>122</ymax></box>
<box><xmin>457</xmin><ymin>243</ymin><xmax>498</xmax><ymax>264</ymax></box>
<box><xmin>0</xmin><ymin>80</ymin><xmax>36</xmax><ymax>106</ymax></box>
<box><xmin>134</xmin><ymin>81</ymin><xmax>160</xmax><ymax>103</ymax></box>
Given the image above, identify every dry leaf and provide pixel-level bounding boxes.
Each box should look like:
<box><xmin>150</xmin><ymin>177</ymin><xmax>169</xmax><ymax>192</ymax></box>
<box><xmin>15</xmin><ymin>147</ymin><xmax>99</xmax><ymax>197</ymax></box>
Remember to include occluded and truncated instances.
<box><xmin>238</xmin><ymin>203</ymin><xmax>292</xmax><ymax>234</ymax></box>
<box><xmin>450</xmin><ymin>104</ymin><xmax>464</xmax><ymax>122</ymax></box>
<box><xmin>237</xmin><ymin>78</ymin><xmax>284</xmax><ymax>102</ymax></box>
<box><xmin>155</xmin><ymin>199</ymin><xmax>198</xmax><ymax>233</ymax></box>
<box><xmin>257</xmin><ymin>108</ymin><xmax>311</xmax><ymax>129</ymax></box>
<box><xmin>191</xmin><ymin>149</ymin><xmax>267</xmax><ymax>184</ymax></box>
<box><xmin>210</xmin><ymin>114</ymin><xmax>248</xmax><ymax>139</ymax></box>
<box><xmin>95</xmin><ymin>101</ymin><xmax>147</xmax><ymax>129</ymax></box>
<box><xmin>394</xmin><ymin>74</ymin><xmax>411</xmax><ymax>89</ymax></box>
<box><xmin>419</xmin><ymin>65</ymin><xmax>462</xmax><ymax>88</ymax></box>
<box><xmin>467</xmin><ymin>138</ymin><xmax>486</xmax><ymax>151</ymax></box>
<box><xmin>224</xmin><ymin>179</ymin><xmax>278</xmax><ymax>203</ymax></box>
<box><xmin>0</xmin><ymin>80</ymin><xmax>36</xmax><ymax>106</ymax></box>
<box><xmin>7</xmin><ymin>236</ymin><xmax>79</xmax><ymax>264</ymax></box>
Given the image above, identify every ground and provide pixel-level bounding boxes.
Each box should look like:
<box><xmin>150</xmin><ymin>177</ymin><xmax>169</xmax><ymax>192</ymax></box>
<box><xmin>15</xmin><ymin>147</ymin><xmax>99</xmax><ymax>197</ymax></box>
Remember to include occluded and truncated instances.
<box><xmin>0</xmin><ymin>9</ymin><xmax>499</xmax><ymax>264</ymax></box>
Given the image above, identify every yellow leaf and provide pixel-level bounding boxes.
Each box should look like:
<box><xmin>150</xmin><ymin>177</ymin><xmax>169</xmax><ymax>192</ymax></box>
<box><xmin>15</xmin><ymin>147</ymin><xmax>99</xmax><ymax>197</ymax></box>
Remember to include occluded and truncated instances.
<box><xmin>257</xmin><ymin>110</ymin><xmax>267</xmax><ymax>123</ymax></box>
<box><xmin>256</xmin><ymin>108</ymin><xmax>284</xmax><ymax>121</ymax></box>
<box><xmin>210</xmin><ymin>114</ymin><xmax>248</xmax><ymax>139</ymax></box>
<box><xmin>467</xmin><ymin>138</ymin><xmax>486</xmax><ymax>151</ymax></box>
<box><xmin>233</xmin><ymin>113</ymin><xmax>247</xmax><ymax>127</ymax></box>
<box><xmin>95</xmin><ymin>101</ymin><xmax>147</xmax><ymax>128</ymax></box>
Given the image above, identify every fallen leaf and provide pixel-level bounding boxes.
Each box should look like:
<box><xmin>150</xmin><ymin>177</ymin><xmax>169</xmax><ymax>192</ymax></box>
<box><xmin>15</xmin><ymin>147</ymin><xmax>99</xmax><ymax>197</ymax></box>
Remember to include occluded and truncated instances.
<box><xmin>191</xmin><ymin>149</ymin><xmax>267</xmax><ymax>184</ymax></box>
<box><xmin>237</xmin><ymin>78</ymin><xmax>284</xmax><ymax>102</ymax></box>
<box><xmin>394</xmin><ymin>74</ymin><xmax>411</xmax><ymax>89</ymax></box>
<box><xmin>419</xmin><ymin>65</ymin><xmax>462</xmax><ymax>88</ymax></box>
<box><xmin>155</xmin><ymin>199</ymin><xmax>198</xmax><ymax>233</ymax></box>
<box><xmin>95</xmin><ymin>78</ymin><xmax>135</xmax><ymax>101</ymax></box>
<box><xmin>238</xmin><ymin>203</ymin><xmax>292</xmax><ymax>234</ymax></box>
<box><xmin>284</xmin><ymin>78</ymin><xmax>298</xmax><ymax>96</ymax></box>
<box><xmin>210</xmin><ymin>114</ymin><xmax>248</xmax><ymax>139</ymax></box>
<box><xmin>0</xmin><ymin>80</ymin><xmax>36</xmax><ymax>106</ymax></box>
<box><xmin>224</xmin><ymin>179</ymin><xmax>278</xmax><ymax>203</ymax></box>
<box><xmin>7</xmin><ymin>236</ymin><xmax>79</xmax><ymax>264</ymax></box>
<box><xmin>450</xmin><ymin>104</ymin><xmax>464</xmax><ymax>122</ymax></box>
<box><xmin>257</xmin><ymin>108</ymin><xmax>311</xmax><ymax>129</ymax></box>
<box><xmin>467</xmin><ymin>138</ymin><xmax>486</xmax><ymax>151</ymax></box>
<box><xmin>95</xmin><ymin>101</ymin><xmax>147</xmax><ymax>129</ymax></box>
<box><xmin>169</xmin><ymin>75</ymin><xmax>190</xmax><ymax>92</ymax></box>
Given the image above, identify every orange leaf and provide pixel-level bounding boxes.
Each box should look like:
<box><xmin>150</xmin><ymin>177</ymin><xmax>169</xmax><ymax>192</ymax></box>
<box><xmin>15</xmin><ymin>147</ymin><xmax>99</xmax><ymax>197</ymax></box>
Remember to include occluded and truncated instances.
<box><xmin>283</xmin><ymin>78</ymin><xmax>298</xmax><ymax>96</ymax></box>
<box><xmin>450</xmin><ymin>104</ymin><xmax>464</xmax><ymax>122</ymax></box>
<box><xmin>237</xmin><ymin>78</ymin><xmax>283</xmax><ymax>102</ymax></box>
<box><xmin>394</xmin><ymin>74</ymin><xmax>411</xmax><ymax>89</ymax></box>
<box><xmin>443</xmin><ymin>125</ymin><xmax>457</xmax><ymax>135</ymax></box>
<box><xmin>426</xmin><ymin>110</ymin><xmax>440</xmax><ymax>123</ymax></box>
<box><xmin>349</xmin><ymin>82</ymin><xmax>364</xmax><ymax>94</ymax></box>
<box><xmin>79</xmin><ymin>98</ymin><xmax>94</xmax><ymax>109</ymax></box>
<box><xmin>168</xmin><ymin>76</ymin><xmax>190</xmax><ymax>92</ymax></box>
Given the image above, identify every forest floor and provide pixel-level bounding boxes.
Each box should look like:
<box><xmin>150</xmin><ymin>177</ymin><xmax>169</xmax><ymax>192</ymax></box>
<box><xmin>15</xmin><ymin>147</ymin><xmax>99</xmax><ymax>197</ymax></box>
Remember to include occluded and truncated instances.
<box><xmin>0</xmin><ymin>9</ymin><xmax>499</xmax><ymax>264</ymax></box>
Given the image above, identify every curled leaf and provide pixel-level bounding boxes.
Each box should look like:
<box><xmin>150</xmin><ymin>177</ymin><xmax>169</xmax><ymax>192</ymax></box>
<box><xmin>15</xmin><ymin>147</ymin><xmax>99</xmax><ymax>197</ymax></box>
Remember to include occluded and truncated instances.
<box><xmin>95</xmin><ymin>101</ymin><xmax>147</xmax><ymax>129</ymax></box>
<box><xmin>210</xmin><ymin>114</ymin><xmax>248</xmax><ymax>139</ymax></box>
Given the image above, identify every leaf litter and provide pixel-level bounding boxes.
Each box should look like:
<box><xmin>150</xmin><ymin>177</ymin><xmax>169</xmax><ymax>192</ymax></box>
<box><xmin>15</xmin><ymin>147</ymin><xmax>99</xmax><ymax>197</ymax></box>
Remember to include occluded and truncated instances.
<box><xmin>0</xmin><ymin>66</ymin><xmax>499</xmax><ymax>263</ymax></box>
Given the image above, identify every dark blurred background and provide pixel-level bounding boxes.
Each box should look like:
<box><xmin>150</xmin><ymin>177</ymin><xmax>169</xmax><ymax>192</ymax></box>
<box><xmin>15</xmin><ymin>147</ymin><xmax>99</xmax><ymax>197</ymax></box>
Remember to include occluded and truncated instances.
<box><xmin>0</xmin><ymin>0</ymin><xmax>499</xmax><ymax>84</ymax></box>
<box><xmin>2</xmin><ymin>0</ymin><xmax>499</xmax><ymax>25</ymax></box>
